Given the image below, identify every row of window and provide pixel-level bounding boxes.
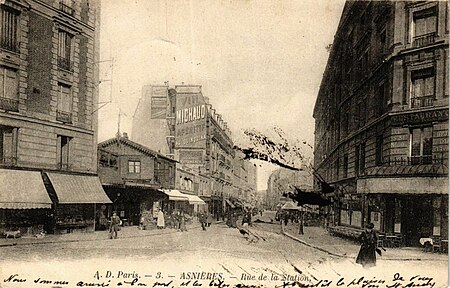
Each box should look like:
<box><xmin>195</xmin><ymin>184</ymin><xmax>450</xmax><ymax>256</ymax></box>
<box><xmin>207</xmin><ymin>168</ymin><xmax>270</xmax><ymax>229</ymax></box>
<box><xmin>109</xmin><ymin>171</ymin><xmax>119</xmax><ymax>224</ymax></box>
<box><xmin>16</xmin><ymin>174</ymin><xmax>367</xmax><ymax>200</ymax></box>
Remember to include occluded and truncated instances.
<box><xmin>0</xmin><ymin>65</ymin><xmax>74</xmax><ymax>123</ymax></box>
<box><xmin>329</xmin><ymin>126</ymin><xmax>435</xmax><ymax>181</ymax></box>
<box><xmin>0</xmin><ymin>125</ymin><xmax>72</xmax><ymax>170</ymax></box>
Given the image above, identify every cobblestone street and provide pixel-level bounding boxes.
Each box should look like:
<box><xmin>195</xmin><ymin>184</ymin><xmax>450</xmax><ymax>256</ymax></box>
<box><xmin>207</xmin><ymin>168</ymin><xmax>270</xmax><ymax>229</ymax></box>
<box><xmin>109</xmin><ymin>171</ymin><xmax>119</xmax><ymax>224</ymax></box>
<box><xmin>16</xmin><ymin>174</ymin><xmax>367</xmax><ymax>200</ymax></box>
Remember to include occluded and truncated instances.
<box><xmin>1</xmin><ymin>218</ymin><xmax>448</xmax><ymax>288</ymax></box>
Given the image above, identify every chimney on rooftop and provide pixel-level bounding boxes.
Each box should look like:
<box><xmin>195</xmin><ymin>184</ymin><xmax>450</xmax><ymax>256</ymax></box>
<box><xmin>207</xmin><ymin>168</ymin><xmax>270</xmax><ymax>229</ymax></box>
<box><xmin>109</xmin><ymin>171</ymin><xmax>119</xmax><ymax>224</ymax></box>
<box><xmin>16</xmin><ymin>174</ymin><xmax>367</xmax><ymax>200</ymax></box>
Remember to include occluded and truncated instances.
<box><xmin>123</xmin><ymin>132</ymin><xmax>128</xmax><ymax>139</ymax></box>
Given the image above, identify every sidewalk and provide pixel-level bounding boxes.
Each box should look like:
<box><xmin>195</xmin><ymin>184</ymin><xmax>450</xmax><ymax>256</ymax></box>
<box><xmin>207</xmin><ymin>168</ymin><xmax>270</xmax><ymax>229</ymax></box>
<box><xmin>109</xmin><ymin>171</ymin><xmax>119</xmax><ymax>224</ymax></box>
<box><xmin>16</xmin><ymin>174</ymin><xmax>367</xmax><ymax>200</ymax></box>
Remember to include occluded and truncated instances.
<box><xmin>282</xmin><ymin>222</ymin><xmax>448</xmax><ymax>262</ymax></box>
<box><xmin>0</xmin><ymin>221</ymin><xmax>208</xmax><ymax>247</ymax></box>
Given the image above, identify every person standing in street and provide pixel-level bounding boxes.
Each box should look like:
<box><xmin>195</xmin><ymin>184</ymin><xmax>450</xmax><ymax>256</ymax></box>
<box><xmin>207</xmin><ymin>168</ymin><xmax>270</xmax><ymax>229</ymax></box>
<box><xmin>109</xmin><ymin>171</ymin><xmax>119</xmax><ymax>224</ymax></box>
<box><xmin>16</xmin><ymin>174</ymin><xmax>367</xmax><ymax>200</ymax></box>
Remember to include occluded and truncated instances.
<box><xmin>356</xmin><ymin>222</ymin><xmax>379</xmax><ymax>268</ymax></box>
<box><xmin>109</xmin><ymin>211</ymin><xmax>121</xmax><ymax>239</ymax></box>
<box><xmin>179</xmin><ymin>211</ymin><xmax>187</xmax><ymax>232</ymax></box>
<box><xmin>157</xmin><ymin>208</ymin><xmax>165</xmax><ymax>229</ymax></box>
<box><xmin>199</xmin><ymin>211</ymin><xmax>207</xmax><ymax>231</ymax></box>
<box><xmin>206</xmin><ymin>212</ymin><xmax>213</xmax><ymax>227</ymax></box>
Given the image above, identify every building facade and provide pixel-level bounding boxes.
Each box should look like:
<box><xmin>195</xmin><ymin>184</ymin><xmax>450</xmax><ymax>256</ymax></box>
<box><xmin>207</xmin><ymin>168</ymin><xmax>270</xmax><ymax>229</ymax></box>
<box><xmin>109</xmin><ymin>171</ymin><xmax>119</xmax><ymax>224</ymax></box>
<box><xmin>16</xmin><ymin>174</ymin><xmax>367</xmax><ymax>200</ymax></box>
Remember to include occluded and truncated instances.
<box><xmin>97</xmin><ymin>134</ymin><xmax>176</xmax><ymax>228</ymax></box>
<box><xmin>132</xmin><ymin>84</ymin><xmax>258</xmax><ymax>219</ymax></box>
<box><xmin>313</xmin><ymin>1</ymin><xmax>448</xmax><ymax>246</ymax></box>
<box><xmin>0</xmin><ymin>0</ymin><xmax>109</xmax><ymax>234</ymax></box>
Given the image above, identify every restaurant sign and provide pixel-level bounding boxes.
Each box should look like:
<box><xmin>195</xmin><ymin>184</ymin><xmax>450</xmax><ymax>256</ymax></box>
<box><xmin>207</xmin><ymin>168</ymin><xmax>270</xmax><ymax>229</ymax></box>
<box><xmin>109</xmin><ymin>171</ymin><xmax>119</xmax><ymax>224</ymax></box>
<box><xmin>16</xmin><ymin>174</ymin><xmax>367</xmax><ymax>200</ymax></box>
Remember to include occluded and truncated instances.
<box><xmin>391</xmin><ymin>109</ymin><xmax>448</xmax><ymax>126</ymax></box>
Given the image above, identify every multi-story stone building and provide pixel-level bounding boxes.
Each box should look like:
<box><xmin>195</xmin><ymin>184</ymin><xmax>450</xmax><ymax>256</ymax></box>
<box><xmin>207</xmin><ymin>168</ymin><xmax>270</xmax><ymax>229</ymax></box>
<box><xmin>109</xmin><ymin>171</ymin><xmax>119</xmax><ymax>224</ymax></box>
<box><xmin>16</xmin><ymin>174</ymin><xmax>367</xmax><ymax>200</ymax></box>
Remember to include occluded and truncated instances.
<box><xmin>313</xmin><ymin>1</ymin><xmax>448</xmax><ymax>246</ymax></box>
<box><xmin>132</xmin><ymin>84</ymin><xmax>257</xmax><ymax>219</ymax></box>
<box><xmin>0</xmin><ymin>0</ymin><xmax>109</xmax><ymax>234</ymax></box>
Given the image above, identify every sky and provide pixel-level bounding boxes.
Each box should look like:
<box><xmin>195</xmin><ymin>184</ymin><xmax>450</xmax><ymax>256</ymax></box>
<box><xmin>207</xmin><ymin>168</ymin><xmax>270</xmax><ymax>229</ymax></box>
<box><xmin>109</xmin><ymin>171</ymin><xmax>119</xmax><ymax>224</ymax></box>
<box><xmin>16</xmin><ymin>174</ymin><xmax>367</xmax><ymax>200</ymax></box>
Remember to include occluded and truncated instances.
<box><xmin>98</xmin><ymin>0</ymin><xmax>346</xmax><ymax>190</ymax></box>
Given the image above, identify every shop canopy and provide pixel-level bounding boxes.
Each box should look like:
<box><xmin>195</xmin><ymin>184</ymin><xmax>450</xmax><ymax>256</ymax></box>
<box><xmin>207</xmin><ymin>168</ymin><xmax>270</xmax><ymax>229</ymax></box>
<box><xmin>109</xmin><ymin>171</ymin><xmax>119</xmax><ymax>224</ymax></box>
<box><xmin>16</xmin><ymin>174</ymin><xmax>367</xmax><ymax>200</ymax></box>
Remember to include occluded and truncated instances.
<box><xmin>160</xmin><ymin>189</ymin><xmax>189</xmax><ymax>201</ymax></box>
<box><xmin>281</xmin><ymin>201</ymin><xmax>301</xmax><ymax>210</ymax></box>
<box><xmin>46</xmin><ymin>173</ymin><xmax>111</xmax><ymax>204</ymax></box>
<box><xmin>0</xmin><ymin>170</ymin><xmax>52</xmax><ymax>209</ymax></box>
<box><xmin>182</xmin><ymin>194</ymin><xmax>206</xmax><ymax>205</ymax></box>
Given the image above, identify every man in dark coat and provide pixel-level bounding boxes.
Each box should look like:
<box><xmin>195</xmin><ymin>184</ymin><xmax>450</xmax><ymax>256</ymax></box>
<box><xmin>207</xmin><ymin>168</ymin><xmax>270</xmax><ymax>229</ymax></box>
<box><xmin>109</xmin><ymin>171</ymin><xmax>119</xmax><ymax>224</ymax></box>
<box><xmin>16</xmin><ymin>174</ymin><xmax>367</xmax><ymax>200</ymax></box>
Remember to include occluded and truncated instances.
<box><xmin>199</xmin><ymin>212</ymin><xmax>207</xmax><ymax>231</ymax></box>
<box><xmin>356</xmin><ymin>222</ymin><xmax>379</xmax><ymax>268</ymax></box>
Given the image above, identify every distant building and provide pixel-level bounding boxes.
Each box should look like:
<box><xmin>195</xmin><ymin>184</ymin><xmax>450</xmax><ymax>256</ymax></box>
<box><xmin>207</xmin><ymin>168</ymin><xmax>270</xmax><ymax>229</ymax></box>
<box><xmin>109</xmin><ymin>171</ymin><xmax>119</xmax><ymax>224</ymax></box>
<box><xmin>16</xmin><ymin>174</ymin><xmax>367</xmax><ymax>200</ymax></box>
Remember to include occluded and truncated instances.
<box><xmin>0</xmin><ymin>0</ymin><xmax>108</xmax><ymax>234</ymax></box>
<box><xmin>132</xmin><ymin>84</ymin><xmax>257</xmax><ymax>219</ymax></box>
<box><xmin>313</xmin><ymin>1</ymin><xmax>448</xmax><ymax>246</ymax></box>
<box><xmin>266</xmin><ymin>168</ymin><xmax>313</xmax><ymax>209</ymax></box>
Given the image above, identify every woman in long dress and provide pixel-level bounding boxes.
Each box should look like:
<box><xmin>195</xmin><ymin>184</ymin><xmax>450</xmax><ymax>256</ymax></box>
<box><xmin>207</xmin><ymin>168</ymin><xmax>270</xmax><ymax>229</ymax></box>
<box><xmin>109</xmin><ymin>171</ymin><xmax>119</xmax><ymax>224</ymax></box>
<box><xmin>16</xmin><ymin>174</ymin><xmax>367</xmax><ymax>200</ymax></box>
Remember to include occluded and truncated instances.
<box><xmin>356</xmin><ymin>222</ymin><xmax>378</xmax><ymax>268</ymax></box>
<box><xmin>157</xmin><ymin>209</ymin><xmax>165</xmax><ymax>229</ymax></box>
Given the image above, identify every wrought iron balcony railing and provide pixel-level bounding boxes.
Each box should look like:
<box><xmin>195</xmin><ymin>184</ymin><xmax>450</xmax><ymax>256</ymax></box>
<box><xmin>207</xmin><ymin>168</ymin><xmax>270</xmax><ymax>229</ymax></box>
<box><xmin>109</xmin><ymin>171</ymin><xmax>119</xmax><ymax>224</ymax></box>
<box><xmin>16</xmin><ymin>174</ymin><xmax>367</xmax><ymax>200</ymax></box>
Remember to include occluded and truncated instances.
<box><xmin>57</xmin><ymin>57</ymin><xmax>73</xmax><ymax>72</ymax></box>
<box><xmin>56</xmin><ymin>110</ymin><xmax>72</xmax><ymax>123</ymax></box>
<box><xmin>413</xmin><ymin>32</ymin><xmax>436</xmax><ymax>48</ymax></box>
<box><xmin>410</xmin><ymin>96</ymin><xmax>434</xmax><ymax>108</ymax></box>
<box><xmin>59</xmin><ymin>2</ymin><xmax>75</xmax><ymax>16</ymax></box>
<box><xmin>382</xmin><ymin>155</ymin><xmax>443</xmax><ymax>166</ymax></box>
<box><xmin>0</xmin><ymin>38</ymin><xmax>19</xmax><ymax>53</ymax></box>
<box><xmin>0</xmin><ymin>97</ymin><xmax>19</xmax><ymax>112</ymax></box>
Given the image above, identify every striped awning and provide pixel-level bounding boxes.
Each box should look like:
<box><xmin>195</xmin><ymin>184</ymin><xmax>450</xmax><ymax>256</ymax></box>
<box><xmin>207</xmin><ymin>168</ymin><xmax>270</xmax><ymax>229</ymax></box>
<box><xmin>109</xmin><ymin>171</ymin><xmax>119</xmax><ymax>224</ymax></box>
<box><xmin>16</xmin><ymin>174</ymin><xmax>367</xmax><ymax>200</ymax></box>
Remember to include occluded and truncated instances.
<box><xmin>160</xmin><ymin>189</ymin><xmax>189</xmax><ymax>201</ymax></box>
<box><xmin>46</xmin><ymin>173</ymin><xmax>112</xmax><ymax>204</ymax></box>
<box><xmin>0</xmin><ymin>170</ymin><xmax>52</xmax><ymax>209</ymax></box>
<box><xmin>182</xmin><ymin>194</ymin><xmax>206</xmax><ymax>205</ymax></box>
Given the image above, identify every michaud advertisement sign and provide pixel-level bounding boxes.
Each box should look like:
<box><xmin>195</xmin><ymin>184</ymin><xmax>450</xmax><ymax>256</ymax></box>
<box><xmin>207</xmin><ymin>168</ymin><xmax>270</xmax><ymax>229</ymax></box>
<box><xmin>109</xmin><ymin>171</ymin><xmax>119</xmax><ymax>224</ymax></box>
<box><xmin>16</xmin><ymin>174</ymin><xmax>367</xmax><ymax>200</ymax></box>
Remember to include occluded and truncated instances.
<box><xmin>175</xmin><ymin>86</ymin><xmax>208</xmax><ymax>150</ymax></box>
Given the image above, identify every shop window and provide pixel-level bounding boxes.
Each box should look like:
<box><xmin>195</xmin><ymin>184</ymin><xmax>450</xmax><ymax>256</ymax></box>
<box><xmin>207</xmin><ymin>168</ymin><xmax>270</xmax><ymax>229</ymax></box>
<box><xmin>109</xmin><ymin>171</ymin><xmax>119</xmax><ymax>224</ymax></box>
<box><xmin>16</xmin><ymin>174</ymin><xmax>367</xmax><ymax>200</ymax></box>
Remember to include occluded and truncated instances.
<box><xmin>0</xmin><ymin>126</ymin><xmax>18</xmax><ymax>166</ymax></box>
<box><xmin>412</xmin><ymin>6</ymin><xmax>437</xmax><ymax>47</ymax></box>
<box><xmin>0</xmin><ymin>66</ymin><xmax>18</xmax><ymax>112</ymax></box>
<box><xmin>0</xmin><ymin>6</ymin><xmax>19</xmax><ymax>53</ymax></box>
<box><xmin>410</xmin><ymin>68</ymin><xmax>435</xmax><ymax>108</ymax></box>
<box><xmin>57</xmin><ymin>135</ymin><xmax>71</xmax><ymax>170</ymax></box>
<box><xmin>57</xmin><ymin>83</ymin><xmax>72</xmax><ymax>123</ymax></box>
<box><xmin>409</xmin><ymin>126</ymin><xmax>433</xmax><ymax>165</ymax></box>
<box><xmin>128</xmin><ymin>160</ymin><xmax>141</xmax><ymax>174</ymax></box>
<box><xmin>57</xmin><ymin>30</ymin><xmax>74</xmax><ymax>71</ymax></box>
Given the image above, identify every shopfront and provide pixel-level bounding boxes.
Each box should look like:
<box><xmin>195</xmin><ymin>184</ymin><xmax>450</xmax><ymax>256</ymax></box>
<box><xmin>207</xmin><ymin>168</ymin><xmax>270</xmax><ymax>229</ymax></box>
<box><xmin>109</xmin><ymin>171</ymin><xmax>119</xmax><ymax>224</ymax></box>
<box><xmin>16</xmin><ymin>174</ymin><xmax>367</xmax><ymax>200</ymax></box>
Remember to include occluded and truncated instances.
<box><xmin>0</xmin><ymin>169</ymin><xmax>53</xmax><ymax>235</ymax></box>
<box><xmin>44</xmin><ymin>172</ymin><xmax>111</xmax><ymax>234</ymax></box>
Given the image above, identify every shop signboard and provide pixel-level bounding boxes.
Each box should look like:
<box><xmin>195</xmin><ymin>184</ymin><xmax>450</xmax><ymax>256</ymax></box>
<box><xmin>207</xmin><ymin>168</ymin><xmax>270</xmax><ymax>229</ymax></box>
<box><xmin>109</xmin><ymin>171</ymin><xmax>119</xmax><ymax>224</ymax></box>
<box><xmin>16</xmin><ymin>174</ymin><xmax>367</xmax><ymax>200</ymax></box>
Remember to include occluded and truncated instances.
<box><xmin>178</xmin><ymin>149</ymin><xmax>204</xmax><ymax>165</ymax></box>
<box><xmin>175</xmin><ymin>86</ymin><xmax>208</xmax><ymax>149</ymax></box>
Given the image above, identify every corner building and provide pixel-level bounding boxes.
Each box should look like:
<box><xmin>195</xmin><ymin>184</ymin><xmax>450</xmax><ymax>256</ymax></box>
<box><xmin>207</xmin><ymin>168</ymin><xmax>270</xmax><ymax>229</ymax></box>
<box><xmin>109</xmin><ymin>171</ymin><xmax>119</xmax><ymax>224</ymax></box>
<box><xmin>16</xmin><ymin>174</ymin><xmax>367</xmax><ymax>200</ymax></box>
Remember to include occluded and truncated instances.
<box><xmin>313</xmin><ymin>1</ymin><xmax>448</xmax><ymax>246</ymax></box>
<box><xmin>0</xmin><ymin>0</ymin><xmax>109</xmax><ymax>234</ymax></box>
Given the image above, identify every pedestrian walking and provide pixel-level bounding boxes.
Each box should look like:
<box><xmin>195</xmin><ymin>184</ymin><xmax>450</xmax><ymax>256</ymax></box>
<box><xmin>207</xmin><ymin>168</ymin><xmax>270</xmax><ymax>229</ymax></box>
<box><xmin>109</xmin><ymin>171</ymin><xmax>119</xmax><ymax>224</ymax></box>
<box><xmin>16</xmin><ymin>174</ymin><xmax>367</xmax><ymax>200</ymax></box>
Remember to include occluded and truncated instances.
<box><xmin>109</xmin><ymin>211</ymin><xmax>121</xmax><ymax>239</ymax></box>
<box><xmin>179</xmin><ymin>211</ymin><xmax>187</xmax><ymax>232</ymax></box>
<box><xmin>206</xmin><ymin>212</ymin><xmax>213</xmax><ymax>227</ymax></box>
<box><xmin>356</xmin><ymin>222</ymin><xmax>380</xmax><ymax>268</ymax></box>
<box><xmin>157</xmin><ymin>208</ymin><xmax>165</xmax><ymax>229</ymax></box>
<box><xmin>199</xmin><ymin>211</ymin><xmax>207</xmax><ymax>231</ymax></box>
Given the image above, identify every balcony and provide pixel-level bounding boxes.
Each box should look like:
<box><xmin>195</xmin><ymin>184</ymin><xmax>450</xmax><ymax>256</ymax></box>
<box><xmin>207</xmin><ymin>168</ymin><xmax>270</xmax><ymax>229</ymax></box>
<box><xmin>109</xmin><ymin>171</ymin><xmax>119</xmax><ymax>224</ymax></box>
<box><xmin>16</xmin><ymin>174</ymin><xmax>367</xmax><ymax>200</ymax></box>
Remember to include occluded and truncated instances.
<box><xmin>59</xmin><ymin>2</ymin><xmax>75</xmax><ymax>16</ymax></box>
<box><xmin>365</xmin><ymin>154</ymin><xmax>447</xmax><ymax>177</ymax></box>
<box><xmin>56</xmin><ymin>110</ymin><xmax>72</xmax><ymax>123</ymax></box>
<box><xmin>57</xmin><ymin>57</ymin><xmax>73</xmax><ymax>72</ymax></box>
<box><xmin>411</xmin><ymin>96</ymin><xmax>434</xmax><ymax>109</ymax></box>
<box><xmin>413</xmin><ymin>33</ymin><xmax>435</xmax><ymax>48</ymax></box>
<box><xmin>0</xmin><ymin>97</ymin><xmax>19</xmax><ymax>112</ymax></box>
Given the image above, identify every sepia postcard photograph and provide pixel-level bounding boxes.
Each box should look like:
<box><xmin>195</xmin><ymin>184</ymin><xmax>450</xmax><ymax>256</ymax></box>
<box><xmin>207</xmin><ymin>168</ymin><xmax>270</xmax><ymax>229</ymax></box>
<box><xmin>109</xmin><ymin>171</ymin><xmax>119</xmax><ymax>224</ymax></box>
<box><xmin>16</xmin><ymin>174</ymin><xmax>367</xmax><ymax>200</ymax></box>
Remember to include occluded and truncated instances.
<box><xmin>0</xmin><ymin>0</ymin><xmax>448</xmax><ymax>287</ymax></box>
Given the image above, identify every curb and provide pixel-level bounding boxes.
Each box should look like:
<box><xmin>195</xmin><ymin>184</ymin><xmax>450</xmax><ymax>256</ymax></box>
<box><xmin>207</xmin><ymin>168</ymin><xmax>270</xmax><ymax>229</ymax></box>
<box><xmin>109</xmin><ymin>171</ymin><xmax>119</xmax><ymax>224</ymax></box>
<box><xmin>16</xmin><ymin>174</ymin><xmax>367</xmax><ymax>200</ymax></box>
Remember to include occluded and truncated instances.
<box><xmin>0</xmin><ymin>223</ymin><xmax>207</xmax><ymax>247</ymax></box>
<box><xmin>281</xmin><ymin>226</ymin><xmax>447</xmax><ymax>262</ymax></box>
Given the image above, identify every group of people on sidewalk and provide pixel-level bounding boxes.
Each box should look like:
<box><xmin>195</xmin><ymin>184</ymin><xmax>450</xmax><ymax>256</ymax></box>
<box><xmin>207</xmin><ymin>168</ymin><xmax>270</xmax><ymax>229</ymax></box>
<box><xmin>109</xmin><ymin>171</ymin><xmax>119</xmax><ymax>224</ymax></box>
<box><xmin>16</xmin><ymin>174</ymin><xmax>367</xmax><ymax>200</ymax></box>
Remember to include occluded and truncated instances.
<box><xmin>109</xmin><ymin>209</ymin><xmax>215</xmax><ymax>238</ymax></box>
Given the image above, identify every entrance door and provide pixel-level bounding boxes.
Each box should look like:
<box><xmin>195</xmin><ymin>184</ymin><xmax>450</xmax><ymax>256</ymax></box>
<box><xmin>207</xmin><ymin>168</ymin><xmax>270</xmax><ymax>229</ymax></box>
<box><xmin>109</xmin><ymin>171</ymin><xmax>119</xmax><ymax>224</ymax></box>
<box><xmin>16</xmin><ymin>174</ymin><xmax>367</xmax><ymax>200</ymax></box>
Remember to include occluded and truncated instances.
<box><xmin>402</xmin><ymin>196</ymin><xmax>433</xmax><ymax>246</ymax></box>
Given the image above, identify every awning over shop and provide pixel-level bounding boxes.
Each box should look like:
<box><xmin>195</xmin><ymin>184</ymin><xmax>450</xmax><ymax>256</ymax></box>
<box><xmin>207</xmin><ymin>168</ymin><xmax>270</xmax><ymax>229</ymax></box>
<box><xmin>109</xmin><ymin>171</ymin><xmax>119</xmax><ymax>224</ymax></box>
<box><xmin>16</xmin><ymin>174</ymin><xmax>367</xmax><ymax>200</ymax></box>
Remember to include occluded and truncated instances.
<box><xmin>225</xmin><ymin>199</ymin><xmax>235</xmax><ymax>208</ymax></box>
<box><xmin>160</xmin><ymin>189</ymin><xmax>189</xmax><ymax>201</ymax></box>
<box><xmin>46</xmin><ymin>173</ymin><xmax>112</xmax><ymax>204</ymax></box>
<box><xmin>281</xmin><ymin>201</ymin><xmax>300</xmax><ymax>210</ymax></box>
<box><xmin>284</xmin><ymin>187</ymin><xmax>332</xmax><ymax>206</ymax></box>
<box><xmin>0</xmin><ymin>170</ymin><xmax>52</xmax><ymax>209</ymax></box>
<box><xmin>182</xmin><ymin>194</ymin><xmax>206</xmax><ymax>205</ymax></box>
